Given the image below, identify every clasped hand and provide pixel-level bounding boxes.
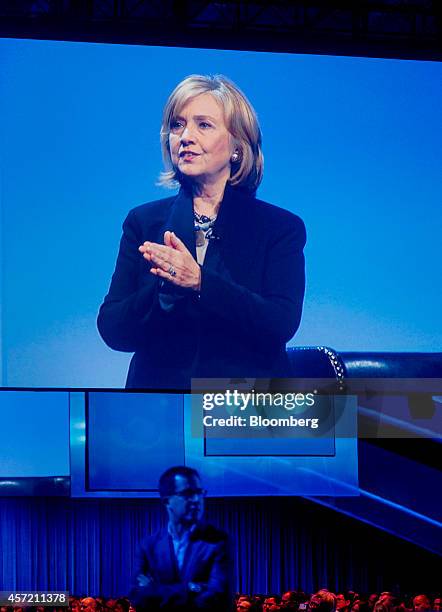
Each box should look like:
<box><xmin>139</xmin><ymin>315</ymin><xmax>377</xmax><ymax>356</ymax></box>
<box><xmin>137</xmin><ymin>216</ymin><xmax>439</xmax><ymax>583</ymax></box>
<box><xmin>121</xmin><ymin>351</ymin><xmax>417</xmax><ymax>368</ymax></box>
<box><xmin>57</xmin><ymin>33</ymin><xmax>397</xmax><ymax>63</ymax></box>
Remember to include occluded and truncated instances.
<box><xmin>139</xmin><ymin>231</ymin><xmax>201</xmax><ymax>292</ymax></box>
<box><xmin>136</xmin><ymin>573</ymin><xmax>153</xmax><ymax>587</ymax></box>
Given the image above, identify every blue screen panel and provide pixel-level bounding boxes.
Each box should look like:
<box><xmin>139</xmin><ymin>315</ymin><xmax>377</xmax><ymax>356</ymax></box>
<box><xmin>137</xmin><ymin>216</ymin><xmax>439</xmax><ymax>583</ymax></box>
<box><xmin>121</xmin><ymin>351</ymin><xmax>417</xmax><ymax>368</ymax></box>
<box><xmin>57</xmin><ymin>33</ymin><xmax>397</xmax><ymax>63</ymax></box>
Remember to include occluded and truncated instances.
<box><xmin>0</xmin><ymin>391</ymin><xmax>69</xmax><ymax>477</ymax></box>
<box><xmin>87</xmin><ymin>393</ymin><xmax>185</xmax><ymax>490</ymax></box>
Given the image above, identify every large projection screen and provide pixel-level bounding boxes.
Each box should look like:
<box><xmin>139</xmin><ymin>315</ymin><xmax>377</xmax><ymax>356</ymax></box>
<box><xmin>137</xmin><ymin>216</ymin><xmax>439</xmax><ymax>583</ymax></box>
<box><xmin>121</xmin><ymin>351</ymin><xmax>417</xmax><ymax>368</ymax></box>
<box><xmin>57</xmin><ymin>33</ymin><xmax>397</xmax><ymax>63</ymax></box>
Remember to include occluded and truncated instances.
<box><xmin>1</xmin><ymin>38</ymin><xmax>441</xmax><ymax>387</ymax></box>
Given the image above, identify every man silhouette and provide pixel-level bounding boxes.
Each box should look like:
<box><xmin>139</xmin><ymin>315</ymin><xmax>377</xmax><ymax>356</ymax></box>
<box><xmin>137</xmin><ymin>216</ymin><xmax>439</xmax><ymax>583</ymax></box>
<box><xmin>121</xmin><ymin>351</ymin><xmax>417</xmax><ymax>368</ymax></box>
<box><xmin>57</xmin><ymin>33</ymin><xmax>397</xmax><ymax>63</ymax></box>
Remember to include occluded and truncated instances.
<box><xmin>130</xmin><ymin>466</ymin><xmax>232</xmax><ymax>611</ymax></box>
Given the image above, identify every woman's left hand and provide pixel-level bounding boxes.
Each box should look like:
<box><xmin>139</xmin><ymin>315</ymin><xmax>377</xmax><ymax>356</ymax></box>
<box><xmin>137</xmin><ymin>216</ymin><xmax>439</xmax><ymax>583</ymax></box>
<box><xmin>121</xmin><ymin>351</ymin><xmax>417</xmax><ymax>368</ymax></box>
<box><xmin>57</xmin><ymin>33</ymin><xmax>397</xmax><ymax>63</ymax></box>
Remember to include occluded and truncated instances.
<box><xmin>138</xmin><ymin>231</ymin><xmax>201</xmax><ymax>291</ymax></box>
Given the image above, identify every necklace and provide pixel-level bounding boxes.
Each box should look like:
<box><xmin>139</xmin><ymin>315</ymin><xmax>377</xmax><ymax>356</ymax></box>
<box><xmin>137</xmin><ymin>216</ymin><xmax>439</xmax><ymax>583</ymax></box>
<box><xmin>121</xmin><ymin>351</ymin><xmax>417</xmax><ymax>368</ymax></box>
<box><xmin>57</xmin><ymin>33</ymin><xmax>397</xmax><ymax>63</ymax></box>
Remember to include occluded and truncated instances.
<box><xmin>194</xmin><ymin>210</ymin><xmax>216</xmax><ymax>247</ymax></box>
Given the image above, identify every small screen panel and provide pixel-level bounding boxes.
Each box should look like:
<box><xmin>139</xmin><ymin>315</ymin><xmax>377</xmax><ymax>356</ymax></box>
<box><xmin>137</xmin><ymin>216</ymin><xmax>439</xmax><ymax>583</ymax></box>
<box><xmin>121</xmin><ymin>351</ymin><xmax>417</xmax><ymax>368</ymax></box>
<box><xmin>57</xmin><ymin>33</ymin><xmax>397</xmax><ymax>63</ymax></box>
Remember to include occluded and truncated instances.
<box><xmin>0</xmin><ymin>391</ymin><xmax>69</xmax><ymax>477</ymax></box>
<box><xmin>86</xmin><ymin>393</ymin><xmax>185</xmax><ymax>490</ymax></box>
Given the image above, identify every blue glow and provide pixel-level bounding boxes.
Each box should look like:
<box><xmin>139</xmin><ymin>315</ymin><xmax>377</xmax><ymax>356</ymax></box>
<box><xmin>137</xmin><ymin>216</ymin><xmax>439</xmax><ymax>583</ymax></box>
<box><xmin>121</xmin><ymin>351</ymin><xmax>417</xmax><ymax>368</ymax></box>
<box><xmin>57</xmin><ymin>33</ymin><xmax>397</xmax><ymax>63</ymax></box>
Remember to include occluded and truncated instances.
<box><xmin>303</xmin><ymin>495</ymin><xmax>440</xmax><ymax>555</ymax></box>
<box><xmin>303</xmin><ymin>466</ymin><xmax>442</xmax><ymax>528</ymax></box>
<box><xmin>359</xmin><ymin>487</ymin><xmax>442</xmax><ymax>528</ymax></box>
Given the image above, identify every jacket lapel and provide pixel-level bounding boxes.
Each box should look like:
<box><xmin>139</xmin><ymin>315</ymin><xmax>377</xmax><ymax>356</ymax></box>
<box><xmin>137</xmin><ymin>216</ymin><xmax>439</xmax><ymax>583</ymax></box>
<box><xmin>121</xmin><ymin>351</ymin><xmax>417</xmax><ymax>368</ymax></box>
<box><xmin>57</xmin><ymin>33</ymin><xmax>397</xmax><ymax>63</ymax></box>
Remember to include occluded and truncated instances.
<box><xmin>180</xmin><ymin>523</ymin><xmax>205</xmax><ymax>582</ymax></box>
<box><xmin>203</xmin><ymin>183</ymin><xmax>255</xmax><ymax>276</ymax></box>
<box><xmin>162</xmin><ymin>186</ymin><xmax>196</xmax><ymax>259</ymax></box>
<box><xmin>156</xmin><ymin>532</ymin><xmax>179</xmax><ymax>581</ymax></box>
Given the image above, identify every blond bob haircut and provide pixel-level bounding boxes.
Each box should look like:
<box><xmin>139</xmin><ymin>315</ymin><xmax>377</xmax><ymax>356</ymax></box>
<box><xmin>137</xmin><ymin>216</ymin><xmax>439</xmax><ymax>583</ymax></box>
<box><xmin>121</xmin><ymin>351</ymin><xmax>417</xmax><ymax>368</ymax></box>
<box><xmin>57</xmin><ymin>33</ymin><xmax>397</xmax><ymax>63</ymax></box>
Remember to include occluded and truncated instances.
<box><xmin>158</xmin><ymin>74</ymin><xmax>264</xmax><ymax>193</ymax></box>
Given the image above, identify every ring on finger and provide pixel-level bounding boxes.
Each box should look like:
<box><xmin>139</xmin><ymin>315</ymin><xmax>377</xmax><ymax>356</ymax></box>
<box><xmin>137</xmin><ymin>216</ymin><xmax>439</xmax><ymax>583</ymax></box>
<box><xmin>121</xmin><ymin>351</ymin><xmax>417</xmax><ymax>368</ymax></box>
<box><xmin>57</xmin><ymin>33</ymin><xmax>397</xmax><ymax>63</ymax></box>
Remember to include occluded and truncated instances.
<box><xmin>168</xmin><ymin>265</ymin><xmax>176</xmax><ymax>277</ymax></box>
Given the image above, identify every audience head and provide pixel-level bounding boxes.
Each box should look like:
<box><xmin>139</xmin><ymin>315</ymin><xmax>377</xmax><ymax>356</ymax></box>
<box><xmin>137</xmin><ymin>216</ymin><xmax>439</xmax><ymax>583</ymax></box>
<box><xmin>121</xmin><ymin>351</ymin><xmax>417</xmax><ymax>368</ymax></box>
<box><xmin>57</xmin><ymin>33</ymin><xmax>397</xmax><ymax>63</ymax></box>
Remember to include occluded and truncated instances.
<box><xmin>337</xmin><ymin>594</ymin><xmax>352</xmax><ymax>611</ymax></box>
<box><xmin>264</xmin><ymin>595</ymin><xmax>281</xmax><ymax>611</ymax></box>
<box><xmin>114</xmin><ymin>600</ymin><xmax>130</xmax><ymax>612</ymax></box>
<box><xmin>433</xmin><ymin>598</ymin><xmax>441</xmax><ymax>611</ymax></box>
<box><xmin>237</xmin><ymin>599</ymin><xmax>253</xmax><ymax>611</ymax></box>
<box><xmin>352</xmin><ymin>598</ymin><xmax>371</xmax><ymax>612</ymax></box>
<box><xmin>374</xmin><ymin>600</ymin><xmax>395</xmax><ymax>612</ymax></box>
<box><xmin>281</xmin><ymin>591</ymin><xmax>299</xmax><ymax>609</ymax></box>
<box><xmin>81</xmin><ymin>598</ymin><xmax>101</xmax><ymax>612</ymax></box>
<box><xmin>70</xmin><ymin>598</ymin><xmax>81</xmax><ymax>612</ymax></box>
<box><xmin>413</xmin><ymin>596</ymin><xmax>430</xmax><ymax>612</ymax></box>
<box><xmin>309</xmin><ymin>590</ymin><xmax>337</xmax><ymax>612</ymax></box>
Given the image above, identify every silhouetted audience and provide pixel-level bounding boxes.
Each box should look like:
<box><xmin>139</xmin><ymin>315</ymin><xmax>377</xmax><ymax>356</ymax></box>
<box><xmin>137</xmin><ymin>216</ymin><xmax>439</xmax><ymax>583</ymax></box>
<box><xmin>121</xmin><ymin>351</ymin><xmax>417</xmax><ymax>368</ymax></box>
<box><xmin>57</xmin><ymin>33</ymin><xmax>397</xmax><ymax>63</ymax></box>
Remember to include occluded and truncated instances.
<box><xmin>6</xmin><ymin>590</ymin><xmax>438</xmax><ymax>612</ymax></box>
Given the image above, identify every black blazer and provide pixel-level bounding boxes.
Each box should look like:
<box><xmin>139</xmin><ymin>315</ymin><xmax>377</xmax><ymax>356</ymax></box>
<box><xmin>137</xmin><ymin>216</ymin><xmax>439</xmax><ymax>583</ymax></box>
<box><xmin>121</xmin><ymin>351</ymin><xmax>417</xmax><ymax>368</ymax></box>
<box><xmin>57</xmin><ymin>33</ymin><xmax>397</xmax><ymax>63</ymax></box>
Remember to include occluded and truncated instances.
<box><xmin>129</xmin><ymin>523</ymin><xmax>232</xmax><ymax>612</ymax></box>
<box><xmin>97</xmin><ymin>183</ymin><xmax>306</xmax><ymax>389</ymax></box>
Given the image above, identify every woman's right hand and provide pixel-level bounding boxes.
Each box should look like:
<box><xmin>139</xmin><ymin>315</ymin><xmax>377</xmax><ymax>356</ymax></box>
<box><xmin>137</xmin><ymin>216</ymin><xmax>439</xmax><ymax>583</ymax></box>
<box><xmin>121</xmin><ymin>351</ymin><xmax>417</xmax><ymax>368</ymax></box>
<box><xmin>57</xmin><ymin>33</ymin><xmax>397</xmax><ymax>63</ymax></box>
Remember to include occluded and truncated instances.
<box><xmin>139</xmin><ymin>231</ymin><xmax>201</xmax><ymax>292</ymax></box>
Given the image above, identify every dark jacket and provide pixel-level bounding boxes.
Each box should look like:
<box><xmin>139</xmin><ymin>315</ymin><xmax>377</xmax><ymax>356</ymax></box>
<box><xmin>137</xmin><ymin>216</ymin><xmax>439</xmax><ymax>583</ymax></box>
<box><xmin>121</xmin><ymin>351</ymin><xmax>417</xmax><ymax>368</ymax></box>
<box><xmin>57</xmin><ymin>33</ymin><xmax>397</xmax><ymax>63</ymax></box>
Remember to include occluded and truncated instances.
<box><xmin>129</xmin><ymin>523</ymin><xmax>232</xmax><ymax>611</ymax></box>
<box><xmin>97</xmin><ymin>183</ymin><xmax>306</xmax><ymax>388</ymax></box>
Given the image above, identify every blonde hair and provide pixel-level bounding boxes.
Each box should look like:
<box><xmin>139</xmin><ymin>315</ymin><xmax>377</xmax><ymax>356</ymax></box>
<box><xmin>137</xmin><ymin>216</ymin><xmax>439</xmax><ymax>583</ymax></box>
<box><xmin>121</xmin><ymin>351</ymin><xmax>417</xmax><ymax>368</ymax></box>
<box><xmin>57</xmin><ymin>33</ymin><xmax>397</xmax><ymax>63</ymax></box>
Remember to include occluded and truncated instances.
<box><xmin>158</xmin><ymin>74</ymin><xmax>263</xmax><ymax>193</ymax></box>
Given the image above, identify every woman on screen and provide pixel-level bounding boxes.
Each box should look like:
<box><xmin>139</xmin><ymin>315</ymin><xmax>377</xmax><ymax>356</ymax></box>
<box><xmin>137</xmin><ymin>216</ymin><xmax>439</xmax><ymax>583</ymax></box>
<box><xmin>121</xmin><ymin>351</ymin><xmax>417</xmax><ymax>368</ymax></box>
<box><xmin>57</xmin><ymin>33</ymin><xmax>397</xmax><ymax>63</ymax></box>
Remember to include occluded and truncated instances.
<box><xmin>97</xmin><ymin>74</ymin><xmax>306</xmax><ymax>388</ymax></box>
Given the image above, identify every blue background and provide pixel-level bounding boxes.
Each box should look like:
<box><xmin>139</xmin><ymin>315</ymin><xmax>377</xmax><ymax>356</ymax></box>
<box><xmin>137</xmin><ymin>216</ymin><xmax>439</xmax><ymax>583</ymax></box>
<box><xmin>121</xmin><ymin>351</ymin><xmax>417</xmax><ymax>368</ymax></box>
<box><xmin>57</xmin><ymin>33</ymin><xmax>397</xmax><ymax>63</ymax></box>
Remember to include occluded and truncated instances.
<box><xmin>1</xmin><ymin>39</ymin><xmax>441</xmax><ymax>387</ymax></box>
